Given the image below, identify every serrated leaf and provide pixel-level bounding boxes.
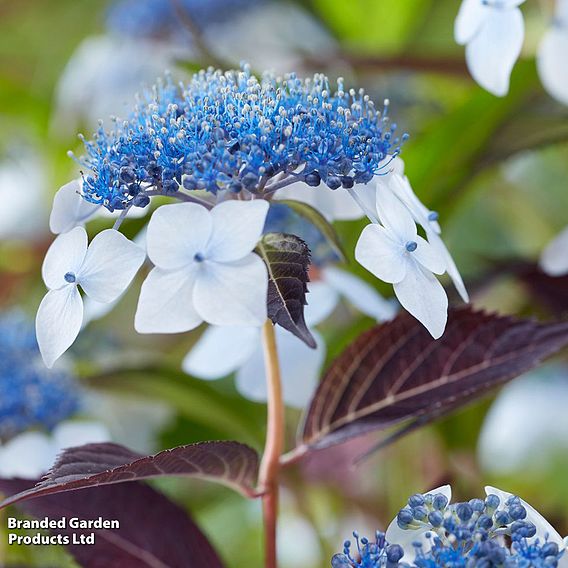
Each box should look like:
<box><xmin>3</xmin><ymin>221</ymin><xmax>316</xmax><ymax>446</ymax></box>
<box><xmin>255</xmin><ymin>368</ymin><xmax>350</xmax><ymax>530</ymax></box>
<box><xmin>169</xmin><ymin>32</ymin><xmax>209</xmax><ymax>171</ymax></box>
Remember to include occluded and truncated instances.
<box><xmin>298</xmin><ymin>307</ymin><xmax>568</xmax><ymax>452</ymax></box>
<box><xmin>0</xmin><ymin>441</ymin><xmax>260</xmax><ymax>509</ymax></box>
<box><xmin>276</xmin><ymin>199</ymin><xmax>347</xmax><ymax>261</ymax></box>
<box><xmin>0</xmin><ymin>479</ymin><xmax>226</xmax><ymax>568</ymax></box>
<box><xmin>257</xmin><ymin>232</ymin><xmax>316</xmax><ymax>348</ymax></box>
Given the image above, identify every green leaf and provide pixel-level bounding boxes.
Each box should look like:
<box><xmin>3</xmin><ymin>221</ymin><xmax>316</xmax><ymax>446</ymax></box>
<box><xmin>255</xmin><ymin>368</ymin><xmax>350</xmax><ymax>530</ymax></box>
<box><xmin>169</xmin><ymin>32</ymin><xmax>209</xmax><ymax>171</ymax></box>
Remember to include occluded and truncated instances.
<box><xmin>403</xmin><ymin>62</ymin><xmax>539</xmax><ymax>215</ymax></box>
<box><xmin>312</xmin><ymin>0</ymin><xmax>433</xmax><ymax>53</ymax></box>
<box><xmin>256</xmin><ymin>233</ymin><xmax>316</xmax><ymax>348</ymax></box>
<box><xmin>87</xmin><ymin>367</ymin><xmax>265</xmax><ymax>447</ymax></box>
<box><xmin>276</xmin><ymin>199</ymin><xmax>347</xmax><ymax>261</ymax></box>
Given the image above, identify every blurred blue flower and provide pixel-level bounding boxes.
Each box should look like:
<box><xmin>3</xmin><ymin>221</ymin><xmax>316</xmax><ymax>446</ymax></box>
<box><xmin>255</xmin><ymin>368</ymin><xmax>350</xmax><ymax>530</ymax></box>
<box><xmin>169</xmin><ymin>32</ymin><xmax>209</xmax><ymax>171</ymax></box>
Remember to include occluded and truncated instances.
<box><xmin>106</xmin><ymin>0</ymin><xmax>265</xmax><ymax>40</ymax></box>
<box><xmin>0</xmin><ymin>312</ymin><xmax>80</xmax><ymax>441</ymax></box>
<box><xmin>75</xmin><ymin>65</ymin><xmax>401</xmax><ymax>212</ymax></box>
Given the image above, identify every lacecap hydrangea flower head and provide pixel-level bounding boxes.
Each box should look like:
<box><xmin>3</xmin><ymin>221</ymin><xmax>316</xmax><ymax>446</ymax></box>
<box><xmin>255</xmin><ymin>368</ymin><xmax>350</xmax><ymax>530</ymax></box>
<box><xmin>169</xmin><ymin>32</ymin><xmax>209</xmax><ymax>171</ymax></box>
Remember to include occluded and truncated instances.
<box><xmin>333</xmin><ymin>486</ymin><xmax>568</xmax><ymax>567</ymax></box>
<box><xmin>39</xmin><ymin>64</ymin><xmax>467</xmax><ymax>368</ymax></box>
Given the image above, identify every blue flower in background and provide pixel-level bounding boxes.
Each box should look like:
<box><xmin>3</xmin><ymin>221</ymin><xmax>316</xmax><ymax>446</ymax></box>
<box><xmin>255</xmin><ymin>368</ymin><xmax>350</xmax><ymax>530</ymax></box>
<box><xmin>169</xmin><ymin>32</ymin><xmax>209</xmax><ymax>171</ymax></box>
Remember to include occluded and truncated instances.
<box><xmin>75</xmin><ymin>65</ymin><xmax>401</xmax><ymax>212</ymax></box>
<box><xmin>106</xmin><ymin>0</ymin><xmax>265</xmax><ymax>39</ymax></box>
<box><xmin>0</xmin><ymin>312</ymin><xmax>80</xmax><ymax>441</ymax></box>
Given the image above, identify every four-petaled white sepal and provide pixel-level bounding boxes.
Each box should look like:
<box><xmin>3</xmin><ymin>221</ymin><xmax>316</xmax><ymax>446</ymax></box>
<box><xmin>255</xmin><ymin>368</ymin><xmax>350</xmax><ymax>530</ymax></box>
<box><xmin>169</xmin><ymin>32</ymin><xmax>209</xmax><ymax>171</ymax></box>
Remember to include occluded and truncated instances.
<box><xmin>355</xmin><ymin>183</ymin><xmax>449</xmax><ymax>338</ymax></box>
<box><xmin>135</xmin><ymin>200</ymin><xmax>269</xmax><ymax>334</ymax></box>
<box><xmin>36</xmin><ymin>226</ymin><xmax>145</xmax><ymax>367</ymax></box>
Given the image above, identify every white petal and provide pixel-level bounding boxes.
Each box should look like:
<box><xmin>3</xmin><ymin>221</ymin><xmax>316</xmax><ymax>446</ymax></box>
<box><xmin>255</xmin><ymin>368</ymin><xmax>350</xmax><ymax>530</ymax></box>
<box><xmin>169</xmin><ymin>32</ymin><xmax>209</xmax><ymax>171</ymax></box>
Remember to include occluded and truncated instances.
<box><xmin>182</xmin><ymin>325</ymin><xmax>260</xmax><ymax>379</ymax></box>
<box><xmin>313</xmin><ymin>186</ymin><xmax>365</xmax><ymax>221</ymax></box>
<box><xmin>378</xmin><ymin>155</ymin><xmax>406</xmax><ymax>177</ymax></box>
<box><xmin>385</xmin><ymin>485</ymin><xmax>453</xmax><ymax>562</ymax></box>
<box><xmin>304</xmin><ymin>280</ymin><xmax>340</xmax><ymax>326</ymax></box>
<box><xmin>455</xmin><ymin>0</ymin><xmax>489</xmax><ymax>44</ymax></box>
<box><xmin>36</xmin><ymin>285</ymin><xmax>84</xmax><ymax>367</ymax></box>
<box><xmin>49</xmin><ymin>179</ymin><xmax>101</xmax><ymax>234</ymax></box>
<box><xmin>485</xmin><ymin>486</ymin><xmax>566</xmax><ymax>552</ymax></box>
<box><xmin>236</xmin><ymin>328</ymin><xmax>325</xmax><ymax>408</ymax></box>
<box><xmin>193</xmin><ymin>254</ymin><xmax>268</xmax><ymax>326</ymax></box>
<box><xmin>78</xmin><ymin>229</ymin><xmax>145</xmax><ymax>303</ymax></box>
<box><xmin>146</xmin><ymin>203</ymin><xmax>213</xmax><ymax>269</ymax></box>
<box><xmin>465</xmin><ymin>7</ymin><xmax>524</xmax><ymax>97</ymax></box>
<box><xmin>384</xmin><ymin>522</ymin><xmax>432</xmax><ymax>562</ymax></box>
<box><xmin>412</xmin><ymin>235</ymin><xmax>447</xmax><ymax>275</ymax></box>
<box><xmin>135</xmin><ymin>266</ymin><xmax>202</xmax><ymax>333</ymax></box>
<box><xmin>393</xmin><ymin>265</ymin><xmax>448</xmax><ymax>339</ymax></box>
<box><xmin>538</xmin><ymin>27</ymin><xmax>568</xmax><ymax>107</ymax></box>
<box><xmin>540</xmin><ymin>226</ymin><xmax>568</xmax><ymax>276</ymax></box>
<box><xmin>355</xmin><ymin>224</ymin><xmax>408</xmax><ymax>284</ymax></box>
<box><xmin>349</xmin><ymin>182</ymin><xmax>379</xmax><ymax>221</ymax></box>
<box><xmin>53</xmin><ymin>421</ymin><xmax>110</xmax><ymax>450</ymax></box>
<box><xmin>42</xmin><ymin>226</ymin><xmax>88</xmax><ymax>290</ymax></box>
<box><xmin>376</xmin><ymin>184</ymin><xmax>417</xmax><ymax>241</ymax></box>
<box><xmin>207</xmin><ymin>200</ymin><xmax>269</xmax><ymax>262</ymax></box>
<box><xmin>0</xmin><ymin>432</ymin><xmax>56</xmax><ymax>478</ymax></box>
<box><xmin>322</xmin><ymin>266</ymin><xmax>398</xmax><ymax>321</ymax></box>
<box><xmin>429</xmin><ymin>231</ymin><xmax>470</xmax><ymax>301</ymax></box>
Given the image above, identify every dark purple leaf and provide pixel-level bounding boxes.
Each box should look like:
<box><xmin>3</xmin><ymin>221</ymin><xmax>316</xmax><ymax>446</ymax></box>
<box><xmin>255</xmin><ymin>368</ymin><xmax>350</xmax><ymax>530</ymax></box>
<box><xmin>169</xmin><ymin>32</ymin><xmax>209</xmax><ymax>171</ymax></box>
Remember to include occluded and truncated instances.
<box><xmin>298</xmin><ymin>307</ymin><xmax>568</xmax><ymax>451</ymax></box>
<box><xmin>1</xmin><ymin>441</ymin><xmax>259</xmax><ymax>509</ymax></box>
<box><xmin>0</xmin><ymin>479</ymin><xmax>225</xmax><ymax>568</ymax></box>
<box><xmin>257</xmin><ymin>232</ymin><xmax>316</xmax><ymax>348</ymax></box>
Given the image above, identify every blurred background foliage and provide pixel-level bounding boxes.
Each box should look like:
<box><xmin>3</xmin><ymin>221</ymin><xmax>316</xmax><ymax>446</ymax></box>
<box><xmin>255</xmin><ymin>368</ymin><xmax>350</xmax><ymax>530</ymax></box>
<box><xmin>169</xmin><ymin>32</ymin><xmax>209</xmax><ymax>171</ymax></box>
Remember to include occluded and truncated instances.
<box><xmin>0</xmin><ymin>0</ymin><xmax>567</xmax><ymax>566</ymax></box>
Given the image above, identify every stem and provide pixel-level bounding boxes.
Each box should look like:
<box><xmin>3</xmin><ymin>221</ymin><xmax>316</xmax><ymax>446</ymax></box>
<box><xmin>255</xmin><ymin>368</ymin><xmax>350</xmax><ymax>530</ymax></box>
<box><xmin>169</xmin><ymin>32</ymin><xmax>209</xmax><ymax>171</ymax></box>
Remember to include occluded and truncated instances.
<box><xmin>258</xmin><ymin>320</ymin><xmax>285</xmax><ymax>568</ymax></box>
<box><xmin>263</xmin><ymin>174</ymin><xmax>299</xmax><ymax>195</ymax></box>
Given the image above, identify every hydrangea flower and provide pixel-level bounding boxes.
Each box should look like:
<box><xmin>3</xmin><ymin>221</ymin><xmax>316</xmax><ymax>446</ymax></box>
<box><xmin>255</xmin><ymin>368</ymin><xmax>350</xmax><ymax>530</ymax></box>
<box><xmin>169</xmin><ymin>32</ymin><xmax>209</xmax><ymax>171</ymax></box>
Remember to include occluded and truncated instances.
<box><xmin>36</xmin><ymin>227</ymin><xmax>145</xmax><ymax>367</ymax></box>
<box><xmin>335</xmin><ymin>486</ymin><xmax>568</xmax><ymax>567</ymax></box>
<box><xmin>183</xmin><ymin>206</ymin><xmax>396</xmax><ymax>406</ymax></box>
<box><xmin>106</xmin><ymin>0</ymin><xmax>264</xmax><ymax>40</ymax></box>
<box><xmin>540</xmin><ymin>225</ymin><xmax>568</xmax><ymax>276</ymax></box>
<box><xmin>135</xmin><ymin>200</ymin><xmax>269</xmax><ymax>333</ymax></box>
<box><xmin>354</xmin><ymin>172</ymin><xmax>465</xmax><ymax>339</ymax></box>
<box><xmin>74</xmin><ymin>66</ymin><xmax>401</xmax><ymax>212</ymax></box>
<box><xmin>0</xmin><ymin>312</ymin><xmax>80</xmax><ymax>440</ymax></box>
<box><xmin>537</xmin><ymin>0</ymin><xmax>568</xmax><ymax>106</ymax></box>
<box><xmin>0</xmin><ymin>312</ymin><xmax>109</xmax><ymax>478</ymax></box>
<box><xmin>454</xmin><ymin>0</ymin><xmax>526</xmax><ymax>97</ymax></box>
<box><xmin>45</xmin><ymin>64</ymin><xmax>465</xmax><ymax>354</ymax></box>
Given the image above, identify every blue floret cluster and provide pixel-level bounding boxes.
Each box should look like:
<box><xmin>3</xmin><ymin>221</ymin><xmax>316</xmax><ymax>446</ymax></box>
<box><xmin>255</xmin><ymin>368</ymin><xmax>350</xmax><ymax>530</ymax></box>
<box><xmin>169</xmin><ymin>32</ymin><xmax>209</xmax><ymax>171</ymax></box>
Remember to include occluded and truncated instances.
<box><xmin>0</xmin><ymin>312</ymin><xmax>80</xmax><ymax>441</ymax></box>
<box><xmin>76</xmin><ymin>65</ymin><xmax>403</xmax><ymax>211</ymax></box>
<box><xmin>333</xmin><ymin>491</ymin><xmax>565</xmax><ymax>567</ymax></box>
